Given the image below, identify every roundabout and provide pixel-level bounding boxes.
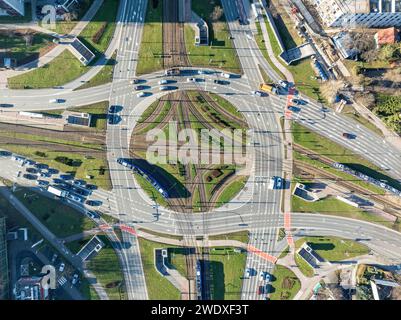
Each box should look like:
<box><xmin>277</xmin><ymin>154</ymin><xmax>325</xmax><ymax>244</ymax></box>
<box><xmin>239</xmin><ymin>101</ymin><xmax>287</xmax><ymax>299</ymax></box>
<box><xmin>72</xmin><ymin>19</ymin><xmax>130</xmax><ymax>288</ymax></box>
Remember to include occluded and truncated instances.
<box><xmin>129</xmin><ymin>90</ymin><xmax>250</xmax><ymax>213</ymax></box>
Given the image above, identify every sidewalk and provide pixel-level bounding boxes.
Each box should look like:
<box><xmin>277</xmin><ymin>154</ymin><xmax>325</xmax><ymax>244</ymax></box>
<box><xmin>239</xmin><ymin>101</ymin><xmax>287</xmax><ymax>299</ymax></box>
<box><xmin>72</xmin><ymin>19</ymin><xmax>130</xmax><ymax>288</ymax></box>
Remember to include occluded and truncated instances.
<box><xmin>0</xmin><ymin>181</ymin><xmax>109</xmax><ymax>300</ymax></box>
<box><xmin>0</xmin><ymin>0</ymin><xmax>104</xmax><ymax>89</ymax></box>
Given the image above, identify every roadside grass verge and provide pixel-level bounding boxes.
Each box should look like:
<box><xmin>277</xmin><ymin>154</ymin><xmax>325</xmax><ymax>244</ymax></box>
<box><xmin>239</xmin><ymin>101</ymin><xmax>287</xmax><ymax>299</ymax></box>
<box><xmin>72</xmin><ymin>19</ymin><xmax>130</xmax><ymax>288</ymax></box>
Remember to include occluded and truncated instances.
<box><xmin>209</xmin><ymin>231</ymin><xmax>249</xmax><ymax>243</ymax></box>
<box><xmin>86</xmin><ymin>235</ymin><xmax>126</xmax><ymax>300</ymax></box>
<box><xmin>254</xmin><ymin>18</ymin><xmax>285</xmax><ymax>79</ymax></box>
<box><xmin>292</xmin><ymin>122</ymin><xmax>401</xmax><ymax>191</ymax></box>
<box><xmin>138</xmin><ymin>238</ymin><xmax>181</xmax><ymax>300</ymax></box>
<box><xmin>215</xmin><ymin>176</ymin><xmax>248</xmax><ymax>206</ymax></box>
<box><xmin>8</xmin><ymin>49</ymin><xmax>88</xmax><ymax>89</ymax></box>
<box><xmin>208</xmin><ymin>247</ymin><xmax>247</xmax><ymax>300</ymax></box>
<box><xmin>136</xmin><ymin>0</ymin><xmax>163</xmax><ymax>75</ymax></box>
<box><xmin>169</xmin><ymin>246</ymin><xmax>247</xmax><ymax>299</ymax></box>
<box><xmin>185</xmin><ymin>0</ymin><xmax>241</xmax><ymax>73</ymax></box>
<box><xmin>75</xmin><ymin>52</ymin><xmax>117</xmax><ymax>90</ymax></box>
<box><xmin>269</xmin><ymin>265</ymin><xmax>301</xmax><ymax>300</ymax></box>
<box><xmin>78</xmin><ymin>0</ymin><xmax>120</xmax><ymax>58</ymax></box>
<box><xmin>295</xmin><ymin>236</ymin><xmax>369</xmax><ymax>261</ymax></box>
<box><xmin>342</xmin><ymin>105</ymin><xmax>383</xmax><ymax>137</ymax></box>
<box><xmin>13</xmin><ymin>188</ymin><xmax>96</xmax><ymax>238</ymax></box>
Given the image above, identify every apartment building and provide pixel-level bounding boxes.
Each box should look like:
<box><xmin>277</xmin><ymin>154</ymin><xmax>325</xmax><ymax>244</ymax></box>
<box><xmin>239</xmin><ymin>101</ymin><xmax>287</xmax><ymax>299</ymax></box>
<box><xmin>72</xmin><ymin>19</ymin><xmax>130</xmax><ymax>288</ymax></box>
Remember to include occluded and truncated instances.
<box><xmin>310</xmin><ymin>0</ymin><xmax>401</xmax><ymax>28</ymax></box>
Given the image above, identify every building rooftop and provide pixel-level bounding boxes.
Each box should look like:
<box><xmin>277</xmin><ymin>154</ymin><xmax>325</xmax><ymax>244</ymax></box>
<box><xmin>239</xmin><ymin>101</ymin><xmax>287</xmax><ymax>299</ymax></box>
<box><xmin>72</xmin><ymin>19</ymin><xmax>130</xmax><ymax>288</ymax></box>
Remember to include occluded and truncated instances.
<box><xmin>375</xmin><ymin>27</ymin><xmax>400</xmax><ymax>46</ymax></box>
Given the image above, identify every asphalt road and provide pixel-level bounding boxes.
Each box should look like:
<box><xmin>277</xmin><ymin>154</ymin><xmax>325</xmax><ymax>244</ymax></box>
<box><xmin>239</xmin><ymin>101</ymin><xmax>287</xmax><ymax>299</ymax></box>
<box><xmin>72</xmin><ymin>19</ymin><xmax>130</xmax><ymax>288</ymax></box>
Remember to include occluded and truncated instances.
<box><xmin>1</xmin><ymin>0</ymin><xmax>401</xmax><ymax>301</ymax></box>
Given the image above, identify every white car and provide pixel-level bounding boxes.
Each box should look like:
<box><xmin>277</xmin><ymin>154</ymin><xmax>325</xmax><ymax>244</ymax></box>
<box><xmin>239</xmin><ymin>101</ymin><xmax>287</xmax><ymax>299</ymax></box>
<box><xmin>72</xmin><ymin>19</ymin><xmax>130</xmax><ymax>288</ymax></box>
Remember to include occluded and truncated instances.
<box><xmin>158</xmin><ymin>79</ymin><xmax>168</xmax><ymax>85</ymax></box>
<box><xmin>130</xmin><ymin>78</ymin><xmax>139</xmax><ymax>84</ymax></box>
<box><xmin>136</xmin><ymin>92</ymin><xmax>146</xmax><ymax>98</ymax></box>
<box><xmin>245</xmin><ymin>268</ymin><xmax>251</xmax><ymax>278</ymax></box>
<box><xmin>278</xmin><ymin>80</ymin><xmax>289</xmax><ymax>88</ymax></box>
<box><xmin>259</xmin><ymin>271</ymin><xmax>265</xmax><ymax>281</ymax></box>
<box><xmin>49</xmin><ymin>98</ymin><xmax>64</xmax><ymax>103</ymax></box>
<box><xmin>187</xmin><ymin>78</ymin><xmax>196</xmax><ymax>83</ymax></box>
<box><xmin>72</xmin><ymin>274</ymin><xmax>79</xmax><ymax>285</ymax></box>
<box><xmin>159</xmin><ymin>86</ymin><xmax>169</xmax><ymax>91</ymax></box>
<box><xmin>59</xmin><ymin>263</ymin><xmax>65</xmax><ymax>272</ymax></box>
<box><xmin>221</xmin><ymin>72</ymin><xmax>231</xmax><ymax>79</ymax></box>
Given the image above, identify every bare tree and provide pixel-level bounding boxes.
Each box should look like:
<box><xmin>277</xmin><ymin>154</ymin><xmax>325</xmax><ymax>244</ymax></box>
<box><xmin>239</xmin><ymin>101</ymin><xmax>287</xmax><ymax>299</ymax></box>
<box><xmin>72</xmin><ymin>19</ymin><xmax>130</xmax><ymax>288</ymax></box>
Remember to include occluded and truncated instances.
<box><xmin>321</xmin><ymin>80</ymin><xmax>344</xmax><ymax>104</ymax></box>
<box><xmin>344</xmin><ymin>31</ymin><xmax>377</xmax><ymax>62</ymax></box>
<box><xmin>210</xmin><ymin>5</ymin><xmax>223</xmax><ymax>22</ymax></box>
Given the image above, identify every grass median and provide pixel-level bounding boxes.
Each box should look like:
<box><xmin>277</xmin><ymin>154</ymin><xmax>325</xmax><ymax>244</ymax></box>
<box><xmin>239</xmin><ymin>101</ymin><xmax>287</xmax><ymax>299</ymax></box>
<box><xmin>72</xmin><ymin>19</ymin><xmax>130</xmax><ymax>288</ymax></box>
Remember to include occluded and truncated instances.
<box><xmin>136</xmin><ymin>0</ymin><xmax>163</xmax><ymax>75</ymax></box>
<box><xmin>13</xmin><ymin>188</ymin><xmax>96</xmax><ymax>238</ymax></box>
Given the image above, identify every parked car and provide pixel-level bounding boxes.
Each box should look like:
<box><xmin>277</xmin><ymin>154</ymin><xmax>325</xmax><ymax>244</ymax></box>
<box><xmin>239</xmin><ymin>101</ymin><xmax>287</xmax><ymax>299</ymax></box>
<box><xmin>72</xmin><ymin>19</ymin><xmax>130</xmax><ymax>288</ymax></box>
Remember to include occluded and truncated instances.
<box><xmin>71</xmin><ymin>274</ymin><xmax>79</xmax><ymax>285</ymax></box>
<box><xmin>136</xmin><ymin>92</ymin><xmax>146</xmax><ymax>98</ymax></box>
<box><xmin>59</xmin><ymin>263</ymin><xmax>65</xmax><ymax>272</ymax></box>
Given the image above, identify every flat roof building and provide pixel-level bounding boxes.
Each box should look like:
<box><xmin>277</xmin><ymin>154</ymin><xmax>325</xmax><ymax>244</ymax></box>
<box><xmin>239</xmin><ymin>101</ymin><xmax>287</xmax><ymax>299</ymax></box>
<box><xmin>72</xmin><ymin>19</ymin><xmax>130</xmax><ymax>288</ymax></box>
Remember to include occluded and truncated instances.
<box><xmin>13</xmin><ymin>276</ymin><xmax>49</xmax><ymax>300</ymax></box>
<box><xmin>0</xmin><ymin>0</ymin><xmax>24</xmax><ymax>16</ymax></box>
<box><xmin>310</xmin><ymin>0</ymin><xmax>401</xmax><ymax>28</ymax></box>
<box><xmin>68</xmin><ymin>38</ymin><xmax>95</xmax><ymax>66</ymax></box>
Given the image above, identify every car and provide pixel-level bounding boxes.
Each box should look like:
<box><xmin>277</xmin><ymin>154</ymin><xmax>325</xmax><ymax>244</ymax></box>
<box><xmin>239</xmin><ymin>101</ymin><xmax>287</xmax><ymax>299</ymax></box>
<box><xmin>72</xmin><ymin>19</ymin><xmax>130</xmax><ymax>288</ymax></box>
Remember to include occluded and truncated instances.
<box><xmin>68</xmin><ymin>194</ymin><xmax>84</xmax><ymax>203</ymax></box>
<box><xmin>275</xmin><ymin>176</ymin><xmax>283</xmax><ymax>189</ymax></box>
<box><xmin>252</xmin><ymin>90</ymin><xmax>265</xmax><ymax>97</ymax></box>
<box><xmin>198</xmin><ymin>70</ymin><xmax>210</xmax><ymax>75</ymax></box>
<box><xmin>159</xmin><ymin>86</ymin><xmax>170</xmax><ymax>91</ymax></box>
<box><xmin>26</xmin><ymin>167</ymin><xmax>38</xmax><ymax>174</ymax></box>
<box><xmin>134</xmin><ymin>85</ymin><xmax>145</xmax><ymax>91</ymax></box>
<box><xmin>278</xmin><ymin>80</ymin><xmax>289</xmax><ymax>88</ymax></box>
<box><xmin>245</xmin><ymin>268</ymin><xmax>251</xmax><ymax>278</ymax></box>
<box><xmin>59</xmin><ymin>263</ymin><xmax>65</xmax><ymax>272</ymax></box>
<box><xmin>60</xmin><ymin>174</ymin><xmax>73</xmax><ymax>181</ymax></box>
<box><xmin>34</xmin><ymin>163</ymin><xmax>48</xmax><ymax>170</ymax></box>
<box><xmin>23</xmin><ymin>173</ymin><xmax>37</xmax><ymax>180</ymax></box>
<box><xmin>109</xmin><ymin>105</ymin><xmax>118</xmax><ymax>113</ymax></box>
<box><xmin>51</xmin><ymin>253</ymin><xmax>58</xmax><ymax>264</ymax></box>
<box><xmin>265</xmin><ymin>273</ymin><xmax>271</xmax><ymax>282</ymax></box>
<box><xmin>36</xmin><ymin>180</ymin><xmax>49</xmax><ymax>187</ymax></box>
<box><xmin>86</xmin><ymin>200</ymin><xmax>102</xmax><ymax>207</ymax></box>
<box><xmin>158</xmin><ymin>79</ymin><xmax>168</xmax><ymax>85</ymax></box>
<box><xmin>48</xmin><ymin>168</ymin><xmax>59</xmax><ymax>175</ymax></box>
<box><xmin>16</xmin><ymin>171</ymin><xmax>22</xmax><ymax>178</ymax></box>
<box><xmin>86</xmin><ymin>211</ymin><xmax>100</xmax><ymax>219</ymax></box>
<box><xmin>71</xmin><ymin>274</ymin><xmax>79</xmax><ymax>285</ymax></box>
<box><xmin>73</xmin><ymin>180</ymin><xmax>86</xmax><ymax>187</ymax></box>
<box><xmin>86</xmin><ymin>184</ymin><xmax>97</xmax><ymax>190</ymax></box>
<box><xmin>259</xmin><ymin>271</ymin><xmax>265</xmax><ymax>281</ymax></box>
<box><xmin>0</xmin><ymin>103</ymin><xmax>14</xmax><ymax>108</ymax></box>
<box><xmin>136</xmin><ymin>92</ymin><xmax>146</xmax><ymax>98</ymax></box>
<box><xmin>49</xmin><ymin>98</ymin><xmax>65</xmax><ymax>103</ymax></box>
<box><xmin>213</xmin><ymin>79</ymin><xmax>229</xmax><ymax>85</ymax></box>
<box><xmin>130</xmin><ymin>78</ymin><xmax>140</xmax><ymax>84</ymax></box>
<box><xmin>221</xmin><ymin>72</ymin><xmax>231</xmax><ymax>78</ymax></box>
<box><xmin>108</xmin><ymin>114</ymin><xmax>117</xmax><ymax>125</ymax></box>
<box><xmin>40</xmin><ymin>172</ymin><xmax>51</xmax><ymax>178</ymax></box>
<box><xmin>187</xmin><ymin>77</ymin><xmax>197</xmax><ymax>83</ymax></box>
<box><xmin>288</xmin><ymin>106</ymin><xmax>301</xmax><ymax>112</ymax></box>
<box><xmin>290</xmin><ymin>98</ymin><xmax>302</xmax><ymax>105</ymax></box>
<box><xmin>342</xmin><ymin>132</ymin><xmax>356</xmax><ymax>139</ymax></box>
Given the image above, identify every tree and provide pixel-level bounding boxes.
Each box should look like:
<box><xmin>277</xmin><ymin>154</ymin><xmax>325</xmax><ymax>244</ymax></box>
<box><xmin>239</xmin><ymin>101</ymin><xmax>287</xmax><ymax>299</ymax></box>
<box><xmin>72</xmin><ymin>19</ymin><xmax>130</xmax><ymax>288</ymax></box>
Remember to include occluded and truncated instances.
<box><xmin>344</xmin><ymin>31</ymin><xmax>377</xmax><ymax>62</ymax></box>
<box><xmin>210</xmin><ymin>5</ymin><xmax>223</xmax><ymax>22</ymax></box>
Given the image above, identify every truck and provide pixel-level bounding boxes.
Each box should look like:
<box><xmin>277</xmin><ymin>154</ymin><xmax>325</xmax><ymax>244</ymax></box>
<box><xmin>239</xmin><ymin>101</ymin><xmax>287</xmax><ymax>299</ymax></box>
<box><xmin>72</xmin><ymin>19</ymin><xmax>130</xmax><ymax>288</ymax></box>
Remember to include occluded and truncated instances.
<box><xmin>259</xmin><ymin>83</ymin><xmax>279</xmax><ymax>95</ymax></box>
<box><xmin>47</xmin><ymin>186</ymin><xmax>68</xmax><ymax>198</ymax></box>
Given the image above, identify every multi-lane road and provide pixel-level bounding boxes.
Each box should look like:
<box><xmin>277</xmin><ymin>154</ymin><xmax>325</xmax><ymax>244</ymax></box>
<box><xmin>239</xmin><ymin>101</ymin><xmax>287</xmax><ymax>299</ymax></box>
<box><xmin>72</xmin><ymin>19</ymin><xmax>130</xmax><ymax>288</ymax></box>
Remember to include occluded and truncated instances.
<box><xmin>1</xmin><ymin>0</ymin><xmax>401</xmax><ymax>301</ymax></box>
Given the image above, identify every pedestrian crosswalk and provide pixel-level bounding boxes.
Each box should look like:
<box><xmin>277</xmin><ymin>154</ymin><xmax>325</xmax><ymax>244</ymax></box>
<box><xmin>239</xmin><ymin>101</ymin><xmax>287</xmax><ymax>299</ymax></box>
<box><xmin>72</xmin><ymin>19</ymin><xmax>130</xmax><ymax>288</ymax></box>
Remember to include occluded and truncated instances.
<box><xmin>58</xmin><ymin>276</ymin><xmax>67</xmax><ymax>286</ymax></box>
